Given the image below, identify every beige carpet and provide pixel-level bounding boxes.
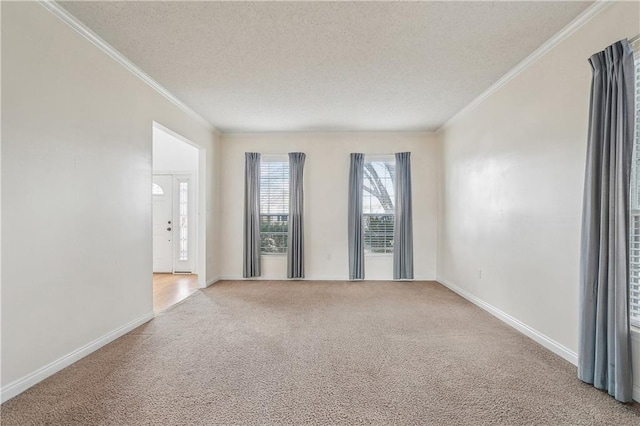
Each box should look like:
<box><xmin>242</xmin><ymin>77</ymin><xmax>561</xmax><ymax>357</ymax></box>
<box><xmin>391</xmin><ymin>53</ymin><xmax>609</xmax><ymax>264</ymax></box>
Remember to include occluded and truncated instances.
<box><xmin>2</xmin><ymin>280</ymin><xmax>639</xmax><ymax>425</ymax></box>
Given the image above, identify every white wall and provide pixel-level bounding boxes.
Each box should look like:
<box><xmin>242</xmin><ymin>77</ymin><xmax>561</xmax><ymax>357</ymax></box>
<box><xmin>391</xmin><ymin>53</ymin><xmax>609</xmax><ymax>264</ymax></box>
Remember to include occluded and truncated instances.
<box><xmin>220</xmin><ymin>132</ymin><xmax>439</xmax><ymax>280</ymax></box>
<box><xmin>4</xmin><ymin>0</ymin><xmax>638</xmax><ymax>405</ymax></box>
<box><xmin>437</xmin><ymin>1</ymin><xmax>640</xmax><ymax>397</ymax></box>
<box><xmin>1</xmin><ymin>2</ymin><xmax>221</xmax><ymax>398</ymax></box>
<box><xmin>152</xmin><ymin>126</ymin><xmax>199</xmax><ymax>173</ymax></box>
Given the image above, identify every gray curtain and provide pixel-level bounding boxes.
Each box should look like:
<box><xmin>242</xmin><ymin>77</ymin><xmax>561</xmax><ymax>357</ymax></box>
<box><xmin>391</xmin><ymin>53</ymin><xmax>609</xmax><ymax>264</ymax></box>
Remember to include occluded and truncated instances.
<box><xmin>578</xmin><ymin>39</ymin><xmax>634</xmax><ymax>403</ymax></box>
<box><xmin>243</xmin><ymin>153</ymin><xmax>261</xmax><ymax>278</ymax></box>
<box><xmin>287</xmin><ymin>153</ymin><xmax>306</xmax><ymax>279</ymax></box>
<box><xmin>348</xmin><ymin>153</ymin><xmax>365</xmax><ymax>280</ymax></box>
<box><xmin>393</xmin><ymin>152</ymin><xmax>414</xmax><ymax>280</ymax></box>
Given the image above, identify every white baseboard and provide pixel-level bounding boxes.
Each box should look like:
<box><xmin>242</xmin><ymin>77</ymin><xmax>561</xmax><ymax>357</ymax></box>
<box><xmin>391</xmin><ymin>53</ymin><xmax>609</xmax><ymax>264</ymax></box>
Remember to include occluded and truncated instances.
<box><xmin>437</xmin><ymin>277</ymin><xmax>578</xmax><ymax>366</ymax></box>
<box><xmin>217</xmin><ymin>275</ymin><xmax>436</xmax><ymax>281</ymax></box>
<box><xmin>1</xmin><ymin>311</ymin><xmax>154</xmax><ymax>403</ymax></box>
<box><xmin>218</xmin><ymin>275</ymin><xmax>347</xmax><ymax>281</ymax></box>
<box><xmin>206</xmin><ymin>276</ymin><xmax>222</xmax><ymax>287</ymax></box>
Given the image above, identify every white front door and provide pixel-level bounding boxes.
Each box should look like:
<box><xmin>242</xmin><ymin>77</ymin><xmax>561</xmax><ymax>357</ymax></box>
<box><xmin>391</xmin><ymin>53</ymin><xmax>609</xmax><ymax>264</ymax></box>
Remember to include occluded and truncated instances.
<box><xmin>153</xmin><ymin>175</ymin><xmax>173</xmax><ymax>273</ymax></box>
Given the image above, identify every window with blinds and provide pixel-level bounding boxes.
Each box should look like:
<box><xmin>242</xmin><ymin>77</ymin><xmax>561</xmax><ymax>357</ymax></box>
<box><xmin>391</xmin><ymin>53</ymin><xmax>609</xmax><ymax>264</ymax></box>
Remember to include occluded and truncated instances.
<box><xmin>260</xmin><ymin>158</ymin><xmax>289</xmax><ymax>254</ymax></box>
<box><xmin>363</xmin><ymin>157</ymin><xmax>395</xmax><ymax>254</ymax></box>
<box><xmin>630</xmin><ymin>40</ymin><xmax>640</xmax><ymax>327</ymax></box>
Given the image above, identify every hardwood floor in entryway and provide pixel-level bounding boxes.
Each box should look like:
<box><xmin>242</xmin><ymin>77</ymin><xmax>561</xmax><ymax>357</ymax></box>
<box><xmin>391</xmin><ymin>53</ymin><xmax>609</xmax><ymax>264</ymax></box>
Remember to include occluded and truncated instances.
<box><xmin>153</xmin><ymin>273</ymin><xmax>198</xmax><ymax>313</ymax></box>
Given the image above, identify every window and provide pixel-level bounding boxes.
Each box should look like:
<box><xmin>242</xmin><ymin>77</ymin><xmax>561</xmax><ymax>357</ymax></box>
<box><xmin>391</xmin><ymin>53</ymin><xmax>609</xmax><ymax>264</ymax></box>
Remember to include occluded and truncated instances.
<box><xmin>363</xmin><ymin>157</ymin><xmax>395</xmax><ymax>254</ymax></box>
<box><xmin>260</xmin><ymin>158</ymin><xmax>289</xmax><ymax>254</ymax></box>
<box><xmin>630</xmin><ymin>40</ymin><xmax>640</xmax><ymax>327</ymax></box>
<box><xmin>152</xmin><ymin>183</ymin><xmax>164</xmax><ymax>195</ymax></box>
<box><xmin>178</xmin><ymin>181</ymin><xmax>189</xmax><ymax>261</ymax></box>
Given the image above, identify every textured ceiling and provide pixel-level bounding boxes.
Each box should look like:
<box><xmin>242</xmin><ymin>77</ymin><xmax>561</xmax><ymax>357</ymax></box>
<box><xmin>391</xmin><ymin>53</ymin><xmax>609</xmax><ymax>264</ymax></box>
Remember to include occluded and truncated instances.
<box><xmin>60</xmin><ymin>1</ymin><xmax>592</xmax><ymax>132</ymax></box>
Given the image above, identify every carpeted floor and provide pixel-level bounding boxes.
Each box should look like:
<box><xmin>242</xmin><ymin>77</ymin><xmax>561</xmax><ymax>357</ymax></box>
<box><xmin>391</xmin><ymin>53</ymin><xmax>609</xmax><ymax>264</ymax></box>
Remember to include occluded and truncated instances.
<box><xmin>2</xmin><ymin>280</ymin><xmax>639</xmax><ymax>425</ymax></box>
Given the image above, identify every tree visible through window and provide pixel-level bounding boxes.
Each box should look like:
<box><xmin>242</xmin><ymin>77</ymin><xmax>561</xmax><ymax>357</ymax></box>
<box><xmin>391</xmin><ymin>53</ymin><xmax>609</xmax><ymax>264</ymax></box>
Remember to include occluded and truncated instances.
<box><xmin>363</xmin><ymin>157</ymin><xmax>395</xmax><ymax>254</ymax></box>
<box><xmin>260</xmin><ymin>159</ymin><xmax>289</xmax><ymax>254</ymax></box>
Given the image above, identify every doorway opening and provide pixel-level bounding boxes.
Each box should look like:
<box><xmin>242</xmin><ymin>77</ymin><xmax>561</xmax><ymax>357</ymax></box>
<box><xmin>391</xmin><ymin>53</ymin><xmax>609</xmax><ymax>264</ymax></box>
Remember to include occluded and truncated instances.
<box><xmin>152</xmin><ymin>122</ymin><xmax>206</xmax><ymax>312</ymax></box>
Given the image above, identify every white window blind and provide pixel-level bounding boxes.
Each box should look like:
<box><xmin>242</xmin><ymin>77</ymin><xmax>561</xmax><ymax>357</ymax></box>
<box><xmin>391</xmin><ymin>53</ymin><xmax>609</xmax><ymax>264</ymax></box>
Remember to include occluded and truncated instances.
<box><xmin>363</xmin><ymin>156</ymin><xmax>395</xmax><ymax>254</ymax></box>
<box><xmin>630</xmin><ymin>39</ymin><xmax>640</xmax><ymax>327</ymax></box>
<box><xmin>260</xmin><ymin>158</ymin><xmax>289</xmax><ymax>254</ymax></box>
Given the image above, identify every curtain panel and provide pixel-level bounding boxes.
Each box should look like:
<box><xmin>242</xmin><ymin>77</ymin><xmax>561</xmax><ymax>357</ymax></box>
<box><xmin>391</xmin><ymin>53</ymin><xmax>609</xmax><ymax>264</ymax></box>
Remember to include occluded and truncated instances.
<box><xmin>348</xmin><ymin>153</ymin><xmax>365</xmax><ymax>280</ymax></box>
<box><xmin>393</xmin><ymin>152</ymin><xmax>414</xmax><ymax>280</ymax></box>
<box><xmin>243</xmin><ymin>152</ymin><xmax>261</xmax><ymax>278</ymax></box>
<box><xmin>578</xmin><ymin>39</ymin><xmax>635</xmax><ymax>403</ymax></box>
<box><xmin>287</xmin><ymin>152</ymin><xmax>306</xmax><ymax>279</ymax></box>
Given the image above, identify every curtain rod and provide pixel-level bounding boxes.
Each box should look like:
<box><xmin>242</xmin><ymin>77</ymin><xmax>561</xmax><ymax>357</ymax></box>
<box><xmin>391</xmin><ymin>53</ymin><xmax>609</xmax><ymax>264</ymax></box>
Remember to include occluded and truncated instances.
<box><xmin>630</xmin><ymin>34</ymin><xmax>640</xmax><ymax>45</ymax></box>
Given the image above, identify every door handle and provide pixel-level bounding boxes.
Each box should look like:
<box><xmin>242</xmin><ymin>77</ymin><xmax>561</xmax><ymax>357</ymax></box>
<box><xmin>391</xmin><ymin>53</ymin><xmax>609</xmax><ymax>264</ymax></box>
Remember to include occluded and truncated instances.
<box><xmin>167</xmin><ymin>227</ymin><xmax>172</xmax><ymax>231</ymax></box>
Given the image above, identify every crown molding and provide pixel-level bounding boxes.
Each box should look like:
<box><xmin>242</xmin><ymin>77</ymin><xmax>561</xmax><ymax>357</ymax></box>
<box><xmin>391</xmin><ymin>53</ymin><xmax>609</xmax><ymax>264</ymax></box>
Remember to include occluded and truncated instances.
<box><xmin>437</xmin><ymin>0</ymin><xmax>613</xmax><ymax>133</ymax></box>
<box><xmin>39</xmin><ymin>0</ymin><xmax>614</xmax><ymax>136</ymax></box>
<box><xmin>38</xmin><ymin>0</ymin><xmax>218</xmax><ymax>134</ymax></box>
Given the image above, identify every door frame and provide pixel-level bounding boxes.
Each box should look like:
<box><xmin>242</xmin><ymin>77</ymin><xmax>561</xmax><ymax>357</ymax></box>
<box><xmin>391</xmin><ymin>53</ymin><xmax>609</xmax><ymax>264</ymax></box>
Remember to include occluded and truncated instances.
<box><xmin>152</xmin><ymin>121</ymin><xmax>207</xmax><ymax>288</ymax></box>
